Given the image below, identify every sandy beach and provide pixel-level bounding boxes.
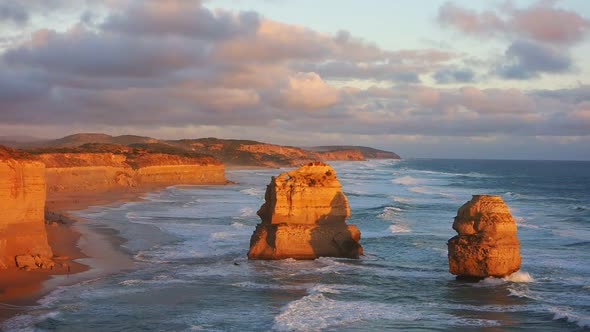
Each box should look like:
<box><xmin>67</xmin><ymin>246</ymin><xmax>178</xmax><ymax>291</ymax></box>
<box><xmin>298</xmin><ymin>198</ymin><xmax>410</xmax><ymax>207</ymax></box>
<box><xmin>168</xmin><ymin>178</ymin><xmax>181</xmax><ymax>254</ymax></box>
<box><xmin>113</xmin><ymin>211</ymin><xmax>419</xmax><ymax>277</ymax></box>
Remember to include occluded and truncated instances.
<box><xmin>0</xmin><ymin>187</ymin><xmax>161</xmax><ymax>322</ymax></box>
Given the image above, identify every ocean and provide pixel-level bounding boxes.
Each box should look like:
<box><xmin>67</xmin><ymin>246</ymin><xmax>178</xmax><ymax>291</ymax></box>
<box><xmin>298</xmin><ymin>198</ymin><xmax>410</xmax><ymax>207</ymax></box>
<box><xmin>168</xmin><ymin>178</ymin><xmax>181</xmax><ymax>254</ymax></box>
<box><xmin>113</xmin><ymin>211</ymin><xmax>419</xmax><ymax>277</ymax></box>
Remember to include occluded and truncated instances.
<box><xmin>3</xmin><ymin>159</ymin><xmax>590</xmax><ymax>331</ymax></box>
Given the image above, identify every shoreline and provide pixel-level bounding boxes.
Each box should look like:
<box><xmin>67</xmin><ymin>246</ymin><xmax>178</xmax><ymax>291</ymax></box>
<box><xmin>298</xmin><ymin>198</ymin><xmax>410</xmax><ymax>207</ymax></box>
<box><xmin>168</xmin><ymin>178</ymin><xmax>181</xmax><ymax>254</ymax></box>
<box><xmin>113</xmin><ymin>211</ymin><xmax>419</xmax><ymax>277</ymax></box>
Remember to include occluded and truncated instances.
<box><xmin>0</xmin><ymin>185</ymin><xmax>176</xmax><ymax>322</ymax></box>
<box><xmin>0</xmin><ymin>170</ymin><xmax>250</xmax><ymax>323</ymax></box>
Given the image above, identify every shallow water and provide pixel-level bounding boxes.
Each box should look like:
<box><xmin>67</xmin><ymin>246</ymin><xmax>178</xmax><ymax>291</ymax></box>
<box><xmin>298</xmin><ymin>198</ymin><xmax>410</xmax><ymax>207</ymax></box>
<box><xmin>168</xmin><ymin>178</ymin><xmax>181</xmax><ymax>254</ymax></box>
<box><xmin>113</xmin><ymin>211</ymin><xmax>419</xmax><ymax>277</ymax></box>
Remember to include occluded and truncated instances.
<box><xmin>4</xmin><ymin>159</ymin><xmax>590</xmax><ymax>331</ymax></box>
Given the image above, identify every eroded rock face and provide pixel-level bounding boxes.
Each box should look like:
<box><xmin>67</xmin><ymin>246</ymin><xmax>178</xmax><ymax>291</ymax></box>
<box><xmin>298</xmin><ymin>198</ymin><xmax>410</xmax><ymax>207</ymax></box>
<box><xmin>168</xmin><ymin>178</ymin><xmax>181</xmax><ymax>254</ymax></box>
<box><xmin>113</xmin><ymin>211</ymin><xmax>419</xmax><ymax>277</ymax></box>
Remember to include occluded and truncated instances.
<box><xmin>0</xmin><ymin>146</ymin><xmax>53</xmax><ymax>269</ymax></box>
<box><xmin>448</xmin><ymin>195</ymin><xmax>521</xmax><ymax>278</ymax></box>
<box><xmin>248</xmin><ymin>162</ymin><xmax>363</xmax><ymax>260</ymax></box>
<box><xmin>38</xmin><ymin>152</ymin><xmax>227</xmax><ymax>193</ymax></box>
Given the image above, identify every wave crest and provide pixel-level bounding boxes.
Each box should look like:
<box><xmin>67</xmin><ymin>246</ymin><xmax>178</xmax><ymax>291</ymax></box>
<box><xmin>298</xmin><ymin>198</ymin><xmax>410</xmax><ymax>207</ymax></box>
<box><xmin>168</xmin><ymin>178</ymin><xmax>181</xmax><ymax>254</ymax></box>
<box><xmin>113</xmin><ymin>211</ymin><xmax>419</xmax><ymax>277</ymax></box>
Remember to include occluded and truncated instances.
<box><xmin>392</xmin><ymin>176</ymin><xmax>420</xmax><ymax>185</ymax></box>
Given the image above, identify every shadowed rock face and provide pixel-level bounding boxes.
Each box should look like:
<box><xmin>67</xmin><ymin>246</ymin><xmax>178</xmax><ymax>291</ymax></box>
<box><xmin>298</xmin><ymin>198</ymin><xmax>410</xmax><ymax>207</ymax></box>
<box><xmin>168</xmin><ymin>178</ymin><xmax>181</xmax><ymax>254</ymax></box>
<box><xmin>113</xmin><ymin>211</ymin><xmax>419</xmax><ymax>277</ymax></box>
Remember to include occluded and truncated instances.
<box><xmin>248</xmin><ymin>162</ymin><xmax>363</xmax><ymax>260</ymax></box>
<box><xmin>448</xmin><ymin>195</ymin><xmax>521</xmax><ymax>278</ymax></box>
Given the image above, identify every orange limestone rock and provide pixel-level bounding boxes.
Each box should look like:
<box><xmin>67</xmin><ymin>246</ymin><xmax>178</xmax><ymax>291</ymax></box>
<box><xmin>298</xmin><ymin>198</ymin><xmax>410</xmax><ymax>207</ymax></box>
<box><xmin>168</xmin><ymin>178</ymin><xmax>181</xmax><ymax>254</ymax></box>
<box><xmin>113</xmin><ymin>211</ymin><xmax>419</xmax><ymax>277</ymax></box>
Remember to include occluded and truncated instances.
<box><xmin>37</xmin><ymin>146</ymin><xmax>227</xmax><ymax>194</ymax></box>
<box><xmin>448</xmin><ymin>195</ymin><xmax>521</xmax><ymax>278</ymax></box>
<box><xmin>0</xmin><ymin>146</ymin><xmax>53</xmax><ymax>270</ymax></box>
<box><xmin>248</xmin><ymin>162</ymin><xmax>363</xmax><ymax>260</ymax></box>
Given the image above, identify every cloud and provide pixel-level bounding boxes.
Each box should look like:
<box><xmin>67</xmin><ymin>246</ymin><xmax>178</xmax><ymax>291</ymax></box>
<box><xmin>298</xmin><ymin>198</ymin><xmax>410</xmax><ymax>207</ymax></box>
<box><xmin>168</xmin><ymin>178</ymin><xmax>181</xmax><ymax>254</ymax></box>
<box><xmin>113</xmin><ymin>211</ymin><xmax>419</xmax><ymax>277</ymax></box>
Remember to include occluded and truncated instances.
<box><xmin>438</xmin><ymin>1</ymin><xmax>586</xmax><ymax>81</ymax></box>
<box><xmin>278</xmin><ymin>72</ymin><xmax>339</xmax><ymax>110</ymax></box>
<box><xmin>509</xmin><ymin>1</ymin><xmax>590</xmax><ymax>44</ymax></box>
<box><xmin>0</xmin><ymin>0</ymin><xmax>94</xmax><ymax>26</ymax></box>
<box><xmin>433</xmin><ymin>67</ymin><xmax>474</xmax><ymax>84</ymax></box>
<box><xmin>534</xmin><ymin>85</ymin><xmax>590</xmax><ymax>104</ymax></box>
<box><xmin>4</xmin><ymin>25</ymin><xmax>208</xmax><ymax>77</ymax></box>
<box><xmin>495</xmin><ymin>39</ymin><xmax>571</xmax><ymax>79</ymax></box>
<box><xmin>570</xmin><ymin>102</ymin><xmax>590</xmax><ymax>122</ymax></box>
<box><xmin>102</xmin><ymin>0</ymin><xmax>260</xmax><ymax>40</ymax></box>
<box><xmin>458</xmin><ymin>86</ymin><xmax>535</xmax><ymax>114</ymax></box>
<box><xmin>0</xmin><ymin>2</ymin><xmax>29</xmax><ymax>25</ymax></box>
<box><xmin>294</xmin><ymin>48</ymin><xmax>454</xmax><ymax>83</ymax></box>
<box><xmin>0</xmin><ymin>68</ymin><xmax>49</xmax><ymax>101</ymax></box>
<box><xmin>437</xmin><ymin>2</ymin><xmax>505</xmax><ymax>37</ymax></box>
<box><xmin>211</xmin><ymin>19</ymin><xmax>387</xmax><ymax>64</ymax></box>
<box><xmin>299</xmin><ymin>61</ymin><xmax>422</xmax><ymax>83</ymax></box>
<box><xmin>437</xmin><ymin>1</ymin><xmax>590</xmax><ymax>45</ymax></box>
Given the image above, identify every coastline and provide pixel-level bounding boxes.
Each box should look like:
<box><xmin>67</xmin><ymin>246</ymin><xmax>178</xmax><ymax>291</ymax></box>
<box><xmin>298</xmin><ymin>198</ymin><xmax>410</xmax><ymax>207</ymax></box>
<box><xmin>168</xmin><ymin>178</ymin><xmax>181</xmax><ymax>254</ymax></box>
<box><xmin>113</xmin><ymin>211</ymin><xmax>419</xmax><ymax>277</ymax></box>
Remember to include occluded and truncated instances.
<box><xmin>0</xmin><ymin>186</ymin><xmax>168</xmax><ymax>322</ymax></box>
<box><xmin>1</xmin><ymin>166</ymin><xmax>274</xmax><ymax>323</ymax></box>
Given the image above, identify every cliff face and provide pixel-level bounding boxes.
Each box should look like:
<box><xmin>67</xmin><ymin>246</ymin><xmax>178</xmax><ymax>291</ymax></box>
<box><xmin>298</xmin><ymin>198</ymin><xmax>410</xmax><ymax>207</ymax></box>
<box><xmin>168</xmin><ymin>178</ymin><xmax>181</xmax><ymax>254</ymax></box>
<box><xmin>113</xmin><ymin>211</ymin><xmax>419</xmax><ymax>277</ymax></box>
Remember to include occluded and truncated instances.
<box><xmin>315</xmin><ymin>149</ymin><xmax>365</xmax><ymax>161</ymax></box>
<box><xmin>448</xmin><ymin>195</ymin><xmax>521</xmax><ymax>278</ymax></box>
<box><xmin>0</xmin><ymin>147</ymin><xmax>53</xmax><ymax>270</ymax></box>
<box><xmin>248</xmin><ymin>162</ymin><xmax>363</xmax><ymax>260</ymax></box>
<box><xmin>309</xmin><ymin>146</ymin><xmax>401</xmax><ymax>159</ymax></box>
<box><xmin>38</xmin><ymin>152</ymin><xmax>226</xmax><ymax>193</ymax></box>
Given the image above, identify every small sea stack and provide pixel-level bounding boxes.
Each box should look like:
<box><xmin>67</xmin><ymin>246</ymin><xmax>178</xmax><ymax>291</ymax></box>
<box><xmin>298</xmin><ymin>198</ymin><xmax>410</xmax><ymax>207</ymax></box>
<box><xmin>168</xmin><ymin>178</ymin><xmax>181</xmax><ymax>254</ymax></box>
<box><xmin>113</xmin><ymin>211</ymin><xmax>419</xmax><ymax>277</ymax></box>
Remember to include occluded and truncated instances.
<box><xmin>448</xmin><ymin>195</ymin><xmax>521</xmax><ymax>279</ymax></box>
<box><xmin>247</xmin><ymin>162</ymin><xmax>363</xmax><ymax>260</ymax></box>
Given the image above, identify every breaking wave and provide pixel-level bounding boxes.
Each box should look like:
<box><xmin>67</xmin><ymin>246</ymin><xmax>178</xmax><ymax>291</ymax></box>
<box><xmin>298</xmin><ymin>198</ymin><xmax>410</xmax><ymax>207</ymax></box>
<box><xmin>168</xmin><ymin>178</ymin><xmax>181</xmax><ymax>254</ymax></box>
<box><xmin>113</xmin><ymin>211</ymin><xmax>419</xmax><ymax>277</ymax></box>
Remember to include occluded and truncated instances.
<box><xmin>389</xmin><ymin>224</ymin><xmax>411</xmax><ymax>234</ymax></box>
<box><xmin>550</xmin><ymin>307</ymin><xmax>590</xmax><ymax>328</ymax></box>
<box><xmin>393</xmin><ymin>176</ymin><xmax>421</xmax><ymax>185</ymax></box>
<box><xmin>377</xmin><ymin>206</ymin><xmax>402</xmax><ymax>220</ymax></box>
<box><xmin>239</xmin><ymin>187</ymin><xmax>265</xmax><ymax>197</ymax></box>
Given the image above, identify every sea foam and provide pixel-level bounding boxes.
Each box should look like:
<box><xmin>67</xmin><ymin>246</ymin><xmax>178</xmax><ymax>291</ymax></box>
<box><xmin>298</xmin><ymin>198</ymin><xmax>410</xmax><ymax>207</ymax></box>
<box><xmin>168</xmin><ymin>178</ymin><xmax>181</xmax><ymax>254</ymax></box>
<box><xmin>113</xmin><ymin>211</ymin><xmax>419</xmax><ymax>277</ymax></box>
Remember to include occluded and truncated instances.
<box><xmin>393</xmin><ymin>176</ymin><xmax>420</xmax><ymax>185</ymax></box>
<box><xmin>2</xmin><ymin>310</ymin><xmax>62</xmax><ymax>332</ymax></box>
<box><xmin>476</xmin><ymin>271</ymin><xmax>535</xmax><ymax>287</ymax></box>
<box><xmin>272</xmin><ymin>293</ymin><xmax>419</xmax><ymax>331</ymax></box>
<box><xmin>239</xmin><ymin>187</ymin><xmax>264</xmax><ymax>197</ymax></box>
<box><xmin>504</xmin><ymin>271</ymin><xmax>535</xmax><ymax>283</ymax></box>
<box><xmin>389</xmin><ymin>224</ymin><xmax>411</xmax><ymax>234</ymax></box>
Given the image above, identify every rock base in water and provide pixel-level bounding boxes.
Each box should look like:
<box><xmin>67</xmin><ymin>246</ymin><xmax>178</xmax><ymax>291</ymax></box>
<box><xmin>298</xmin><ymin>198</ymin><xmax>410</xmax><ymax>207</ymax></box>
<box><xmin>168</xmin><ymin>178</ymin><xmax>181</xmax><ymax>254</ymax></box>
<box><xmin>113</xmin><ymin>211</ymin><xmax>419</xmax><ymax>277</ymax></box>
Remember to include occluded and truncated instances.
<box><xmin>249</xmin><ymin>223</ymin><xmax>362</xmax><ymax>260</ymax></box>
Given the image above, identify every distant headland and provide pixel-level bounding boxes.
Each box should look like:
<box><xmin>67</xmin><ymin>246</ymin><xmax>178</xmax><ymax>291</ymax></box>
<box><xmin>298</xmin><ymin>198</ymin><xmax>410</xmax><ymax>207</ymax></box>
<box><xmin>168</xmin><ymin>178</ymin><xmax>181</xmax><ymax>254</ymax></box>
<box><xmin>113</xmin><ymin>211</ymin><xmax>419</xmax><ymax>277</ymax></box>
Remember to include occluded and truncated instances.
<box><xmin>0</xmin><ymin>133</ymin><xmax>400</xmax><ymax>168</ymax></box>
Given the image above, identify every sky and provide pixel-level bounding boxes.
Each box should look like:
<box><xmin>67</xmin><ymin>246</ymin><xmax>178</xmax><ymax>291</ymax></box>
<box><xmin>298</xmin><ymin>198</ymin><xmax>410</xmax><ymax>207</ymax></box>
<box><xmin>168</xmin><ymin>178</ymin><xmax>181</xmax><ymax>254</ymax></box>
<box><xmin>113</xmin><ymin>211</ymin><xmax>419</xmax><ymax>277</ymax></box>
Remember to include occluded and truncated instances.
<box><xmin>0</xmin><ymin>0</ymin><xmax>589</xmax><ymax>160</ymax></box>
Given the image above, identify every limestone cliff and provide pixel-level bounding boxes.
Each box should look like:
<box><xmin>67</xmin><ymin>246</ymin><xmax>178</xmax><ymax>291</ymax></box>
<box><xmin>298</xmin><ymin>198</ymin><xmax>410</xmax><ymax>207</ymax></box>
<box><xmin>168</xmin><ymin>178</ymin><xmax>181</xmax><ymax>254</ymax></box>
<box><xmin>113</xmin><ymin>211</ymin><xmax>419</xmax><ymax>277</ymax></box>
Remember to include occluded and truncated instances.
<box><xmin>309</xmin><ymin>146</ymin><xmax>401</xmax><ymax>159</ymax></box>
<box><xmin>448</xmin><ymin>195</ymin><xmax>521</xmax><ymax>278</ymax></box>
<box><xmin>37</xmin><ymin>149</ymin><xmax>227</xmax><ymax>193</ymax></box>
<box><xmin>248</xmin><ymin>162</ymin><xmax>363</xmax><ymax>260</ymax></box>
<box><xmin>315</xmin><ymin>149</ymin><xmax>365</xmax><ymax>161</ymax></box>
<box><xmin>0</xmin><ymin>146</ymin><xmax>53</xmax><ymax>270</ymax></box>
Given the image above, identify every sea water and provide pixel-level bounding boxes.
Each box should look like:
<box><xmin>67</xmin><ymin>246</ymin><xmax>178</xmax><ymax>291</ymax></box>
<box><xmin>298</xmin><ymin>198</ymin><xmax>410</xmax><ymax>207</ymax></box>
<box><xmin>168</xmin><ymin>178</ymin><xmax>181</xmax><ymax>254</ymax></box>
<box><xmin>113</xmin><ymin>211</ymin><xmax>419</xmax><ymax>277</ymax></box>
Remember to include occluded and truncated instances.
<box><xmin>3</xmin><ymin>159</ymin><xmax>590</xmax><ymax>331</ymax></box>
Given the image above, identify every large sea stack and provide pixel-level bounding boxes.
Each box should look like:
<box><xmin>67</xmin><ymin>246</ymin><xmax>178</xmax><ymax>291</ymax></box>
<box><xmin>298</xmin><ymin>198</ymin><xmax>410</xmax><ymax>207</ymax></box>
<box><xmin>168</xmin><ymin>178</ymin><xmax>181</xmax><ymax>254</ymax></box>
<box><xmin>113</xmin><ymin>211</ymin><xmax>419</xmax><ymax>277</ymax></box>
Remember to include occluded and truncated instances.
<box><xmin>248</xmin><ymin>162</ymin><xmax>363</xmax><ymax>260</ymax></box>
<box><xmin>448</xmin><ymin>195</ymin><xmax>521</xmax><ymax>278</ymax></box>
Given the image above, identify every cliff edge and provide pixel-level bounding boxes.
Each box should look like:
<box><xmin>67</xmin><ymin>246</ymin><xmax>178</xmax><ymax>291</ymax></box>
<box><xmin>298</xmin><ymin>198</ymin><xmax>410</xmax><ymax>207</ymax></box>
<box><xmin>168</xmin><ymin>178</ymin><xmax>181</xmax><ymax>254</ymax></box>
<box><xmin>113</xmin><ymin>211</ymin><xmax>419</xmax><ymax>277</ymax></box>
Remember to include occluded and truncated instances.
<box><xmin>32</xmin><ymin>144</ymin><xmax>227</xmax><ymax>193</ymax></box>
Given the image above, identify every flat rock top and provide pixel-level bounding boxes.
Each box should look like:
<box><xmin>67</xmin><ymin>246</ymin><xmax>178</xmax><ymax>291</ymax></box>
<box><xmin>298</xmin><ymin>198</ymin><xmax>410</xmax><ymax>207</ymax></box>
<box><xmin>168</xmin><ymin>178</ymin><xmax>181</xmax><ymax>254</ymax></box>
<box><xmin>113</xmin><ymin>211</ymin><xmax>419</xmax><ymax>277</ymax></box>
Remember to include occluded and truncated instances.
<box><xmin>274</xmin><ymin>162</ymin><xmax>340</xmax><ymax>188</ymax></box>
